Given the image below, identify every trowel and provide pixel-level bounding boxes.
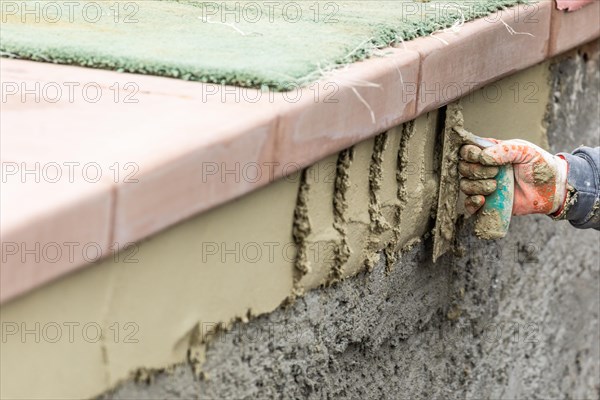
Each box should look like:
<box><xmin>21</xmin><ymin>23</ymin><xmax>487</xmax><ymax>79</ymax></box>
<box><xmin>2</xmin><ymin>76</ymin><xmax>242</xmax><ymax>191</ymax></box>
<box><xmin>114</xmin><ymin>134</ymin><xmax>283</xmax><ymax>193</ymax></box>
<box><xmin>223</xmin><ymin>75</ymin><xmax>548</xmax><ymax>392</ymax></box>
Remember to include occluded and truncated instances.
<box><xmin>432</xmin><ymin>103</ymin><xmax>514</xmax><ymax>262</ymax></box>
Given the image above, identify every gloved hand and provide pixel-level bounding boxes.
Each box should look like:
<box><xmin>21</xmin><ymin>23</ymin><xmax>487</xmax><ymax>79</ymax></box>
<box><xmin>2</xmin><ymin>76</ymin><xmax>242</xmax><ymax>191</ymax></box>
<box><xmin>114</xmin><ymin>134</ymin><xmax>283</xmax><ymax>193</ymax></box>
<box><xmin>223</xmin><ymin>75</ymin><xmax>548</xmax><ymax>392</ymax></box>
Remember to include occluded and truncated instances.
<box><xmin>459</xmin><ymin>139</ymin><xmax>569</xmax><ymax>216</ymax></box>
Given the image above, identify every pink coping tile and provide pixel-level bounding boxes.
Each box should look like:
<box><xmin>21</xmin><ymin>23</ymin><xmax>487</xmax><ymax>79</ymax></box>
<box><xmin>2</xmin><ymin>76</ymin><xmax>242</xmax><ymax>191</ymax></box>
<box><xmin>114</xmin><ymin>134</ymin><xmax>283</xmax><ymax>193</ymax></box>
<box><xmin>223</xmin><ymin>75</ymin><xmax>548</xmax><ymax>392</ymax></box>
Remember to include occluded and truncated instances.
<box><xmin>274</xmin><ymin>48</ymin><xmax>420</xmax><ymax>169</ymax></box>
<box><xmin>555</xmin><ymin>0</ymin><xmax>596</xmax><ymax>11</ymax></box>
<box><xmin>0</xmin><ymin>163</ymin><xmax>113</xmax><ymax>303</ymax></box>
<box><xmin>112</xmin><ymin>115</ymin><xmax>278</xmax><ymax>245</ymax></box>
<box><xmin>550</xmin><ymin>0</ymin><xmax>600</xmax><ymax>56</ymax></box>
<box><xmin>405</xmin><ymin>2</ymin><xmax>552</xmax><ymax>115</ymax></box>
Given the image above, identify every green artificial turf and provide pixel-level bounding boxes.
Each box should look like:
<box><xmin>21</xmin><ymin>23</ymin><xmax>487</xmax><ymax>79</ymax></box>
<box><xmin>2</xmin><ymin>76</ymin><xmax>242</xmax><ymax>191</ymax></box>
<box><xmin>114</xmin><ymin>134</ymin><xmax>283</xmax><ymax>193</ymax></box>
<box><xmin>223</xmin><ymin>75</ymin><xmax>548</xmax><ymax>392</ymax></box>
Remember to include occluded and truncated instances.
<box><xmin>0</xmin><ymin>0</ymin><xmax>526</xmax><ymax>89</ymax></box>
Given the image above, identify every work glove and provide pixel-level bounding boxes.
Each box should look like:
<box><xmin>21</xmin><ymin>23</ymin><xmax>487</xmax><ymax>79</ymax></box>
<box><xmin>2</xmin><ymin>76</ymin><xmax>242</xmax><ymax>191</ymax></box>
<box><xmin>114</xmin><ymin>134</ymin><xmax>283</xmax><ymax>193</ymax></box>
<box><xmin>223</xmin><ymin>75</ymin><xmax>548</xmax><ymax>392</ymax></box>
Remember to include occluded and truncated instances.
<box><xmin>459</xmin><ymin>139</ymin><xmax>569</xmax><ymax>216</ymax></box>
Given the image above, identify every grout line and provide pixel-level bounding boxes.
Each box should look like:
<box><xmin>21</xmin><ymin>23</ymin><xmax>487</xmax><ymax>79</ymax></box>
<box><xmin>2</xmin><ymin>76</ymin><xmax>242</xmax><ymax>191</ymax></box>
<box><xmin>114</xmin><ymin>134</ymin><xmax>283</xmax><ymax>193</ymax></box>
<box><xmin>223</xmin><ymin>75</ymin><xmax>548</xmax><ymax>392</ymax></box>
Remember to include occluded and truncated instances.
<box><xmin>546</xmin><ymin>0</ymin><xmax>557</xmax><ymax>58</ymax></box>
<box><xmin>413</xmin><ymin>48</ymin><xmax>425</xmax><ymax>123</ymax></box>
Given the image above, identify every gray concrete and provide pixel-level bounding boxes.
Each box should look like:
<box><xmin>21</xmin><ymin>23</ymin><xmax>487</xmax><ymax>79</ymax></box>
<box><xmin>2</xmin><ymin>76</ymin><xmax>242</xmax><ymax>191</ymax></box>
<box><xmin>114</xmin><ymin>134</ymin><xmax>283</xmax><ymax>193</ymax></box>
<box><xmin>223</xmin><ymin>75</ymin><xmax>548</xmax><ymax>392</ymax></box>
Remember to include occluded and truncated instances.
<box><xmin>548</xmin><ymin>41</ymin><xmax>600</xmax><ymax>153</ymax></box>
<box><xmin>102</xmin><ymin>43</ymin><xmax>600</xmax><ymax>400</ymax></box>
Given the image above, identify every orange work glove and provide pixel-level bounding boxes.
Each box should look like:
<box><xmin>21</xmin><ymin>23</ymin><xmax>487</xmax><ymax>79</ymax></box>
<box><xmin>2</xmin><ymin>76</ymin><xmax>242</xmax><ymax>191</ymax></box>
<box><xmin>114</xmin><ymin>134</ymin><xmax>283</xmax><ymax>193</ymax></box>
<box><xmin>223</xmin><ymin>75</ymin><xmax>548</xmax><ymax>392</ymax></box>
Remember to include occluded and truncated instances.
<box><xmin>459</xmin><ymin>139</ymin><xmax>569</xmax><ymax>216</ymax></box>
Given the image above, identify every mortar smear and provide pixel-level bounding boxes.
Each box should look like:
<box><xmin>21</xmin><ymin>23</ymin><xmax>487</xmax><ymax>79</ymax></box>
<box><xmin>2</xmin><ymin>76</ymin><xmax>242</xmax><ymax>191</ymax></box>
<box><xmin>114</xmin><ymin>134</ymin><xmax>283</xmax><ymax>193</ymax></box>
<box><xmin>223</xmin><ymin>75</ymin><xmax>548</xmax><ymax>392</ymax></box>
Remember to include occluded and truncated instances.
<box><xmin>473</xmin><ymin>209</ymin><xmax>505</xmax><ymax>240</ymax></box>
<box><xmin>365</xmin><ymin>132</ymin><xmax>391</xmax><ymax>271</ymax></box>
<box><xmin>432</xmin><ymin>103</ymin><xmax>464</xmax><ymax>262</ymax></box>
<box><xmin>331</xmin><ymin>149</ymin><xmax>354</xmax><ymax>283</ymax></box>
<box><xmin>369</xmin><ymin>133</ymin><xmax>391</xmax><ymax>236</ymax></box>
<box><xmin>292</xmin><ymin>170</ymin><xmax>311</xmax><ymax>284</ymax></box>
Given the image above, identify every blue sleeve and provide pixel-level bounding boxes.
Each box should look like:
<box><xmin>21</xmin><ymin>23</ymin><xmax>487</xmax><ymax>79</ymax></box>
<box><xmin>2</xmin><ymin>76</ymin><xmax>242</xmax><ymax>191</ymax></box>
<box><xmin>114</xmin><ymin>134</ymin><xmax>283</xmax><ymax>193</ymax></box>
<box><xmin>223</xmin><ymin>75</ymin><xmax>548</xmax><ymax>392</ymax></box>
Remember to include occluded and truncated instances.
<box><xmin>557</xmin><ymin>147</ymin><xmax>600</xmax><ymax>230</ymax></box>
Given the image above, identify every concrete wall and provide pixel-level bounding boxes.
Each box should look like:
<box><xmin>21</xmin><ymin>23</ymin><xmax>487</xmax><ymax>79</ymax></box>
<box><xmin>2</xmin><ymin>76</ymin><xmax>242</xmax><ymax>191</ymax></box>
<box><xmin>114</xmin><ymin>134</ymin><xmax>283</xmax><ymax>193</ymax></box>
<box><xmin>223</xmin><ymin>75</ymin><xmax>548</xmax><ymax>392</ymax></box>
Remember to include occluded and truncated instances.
<box><xmin>102</xmin><ymin>42</ymin><xmax>600</xmax><ymax>399</ymax></box>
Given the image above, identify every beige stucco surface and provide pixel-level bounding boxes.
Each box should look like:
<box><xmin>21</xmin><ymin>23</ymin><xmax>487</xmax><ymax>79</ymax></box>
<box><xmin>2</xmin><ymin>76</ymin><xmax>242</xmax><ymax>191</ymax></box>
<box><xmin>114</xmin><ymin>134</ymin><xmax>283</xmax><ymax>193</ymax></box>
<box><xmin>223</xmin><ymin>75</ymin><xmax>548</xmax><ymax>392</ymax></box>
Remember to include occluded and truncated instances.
<box><xmin>1</xmin><ymin>176</ymin><xmax>300</xmax><ymax>399</ymax></box>
<box><xmin>294</xmin><ymin>154</ymin><xmax>340</xmax><ymax>291</ymax></box>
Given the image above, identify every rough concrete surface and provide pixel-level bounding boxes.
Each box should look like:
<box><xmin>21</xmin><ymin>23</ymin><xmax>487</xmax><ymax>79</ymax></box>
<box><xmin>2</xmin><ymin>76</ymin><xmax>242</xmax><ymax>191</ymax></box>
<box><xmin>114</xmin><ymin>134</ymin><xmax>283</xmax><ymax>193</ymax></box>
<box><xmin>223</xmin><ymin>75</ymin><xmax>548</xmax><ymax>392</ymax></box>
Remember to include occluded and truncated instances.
<box><xmin>102</xmin><ymin>43</ymin><xmax>600</xmax><ymax>400</ymax></box>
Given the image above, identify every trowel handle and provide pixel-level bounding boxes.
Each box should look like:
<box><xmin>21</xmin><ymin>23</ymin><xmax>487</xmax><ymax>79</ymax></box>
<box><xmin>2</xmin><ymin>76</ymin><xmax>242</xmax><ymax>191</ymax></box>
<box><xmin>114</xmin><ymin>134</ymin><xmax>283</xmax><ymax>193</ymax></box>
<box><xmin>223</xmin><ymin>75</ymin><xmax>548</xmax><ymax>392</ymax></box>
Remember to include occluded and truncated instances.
<box><xmin>454</xmin><ymin>127</ymin><xmax>515</xmax><ymax>239</ymax></box>
<box><xmin>475</xmin><ymin>164</ymin><xmax>514</xmax><ymax>240</ymax></box>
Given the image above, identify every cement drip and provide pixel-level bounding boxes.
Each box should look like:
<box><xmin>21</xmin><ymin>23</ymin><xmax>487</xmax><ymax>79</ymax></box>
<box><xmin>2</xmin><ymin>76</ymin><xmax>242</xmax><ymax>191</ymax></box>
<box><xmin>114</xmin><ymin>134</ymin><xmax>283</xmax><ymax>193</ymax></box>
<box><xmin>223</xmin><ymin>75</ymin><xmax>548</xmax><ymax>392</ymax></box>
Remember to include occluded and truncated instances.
<box><xmin>380</xmin><ymin>126</ymin><xmax>407</xmax><ymax>272</ymax></box>
<box><xmin>331</xmin><ymin>149</ymin><xmax>354</xmax><ymax>283</ymax></box>
<box><xmin>365</xmin><ymin>132</ymin><xmax>391</xmax><ymax>271</ymax></box>
<box><xmin>292</xmin><ymin>170</ymin><xmax>312</xmax><ymax>283</ymax></box>
<box><xmin>383</xmin><ymin>242</ymin><xmax>398</xmax><ymax>273</ymax></box>
<box><xmin>369</xmin><ymin>133</ymin><xmax>391</xmax><ymax>236</ymax></box>
<box><xmin>395</xmin><ymin>121</ymin><xmax>416</xmax><ymax>244</ymax></box>
<box><xmin>362</xmin><ymin>121</ymin><xmax>420</xmax><ymax>273</ymax></box>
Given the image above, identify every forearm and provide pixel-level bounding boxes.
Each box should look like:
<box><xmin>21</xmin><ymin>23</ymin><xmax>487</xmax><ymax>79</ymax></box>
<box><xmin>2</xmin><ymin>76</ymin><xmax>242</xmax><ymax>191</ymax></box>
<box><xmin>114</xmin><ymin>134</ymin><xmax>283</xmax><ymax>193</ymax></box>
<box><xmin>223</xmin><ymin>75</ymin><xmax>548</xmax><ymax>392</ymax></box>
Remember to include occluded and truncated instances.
<box><xmin>554</xmin><ymin>146</ymin><xmax>600</xmax><ymax>230</ymax></box>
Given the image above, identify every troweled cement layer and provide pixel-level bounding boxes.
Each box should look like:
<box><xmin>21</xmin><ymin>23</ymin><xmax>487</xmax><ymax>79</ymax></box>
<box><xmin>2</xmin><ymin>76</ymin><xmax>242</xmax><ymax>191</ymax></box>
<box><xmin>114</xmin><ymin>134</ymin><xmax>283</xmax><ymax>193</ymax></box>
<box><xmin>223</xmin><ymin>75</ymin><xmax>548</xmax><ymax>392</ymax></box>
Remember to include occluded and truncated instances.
<box><xmin>1</xmin><ymin>176</ymin><xmax>300</xmax><ymax>399</ymax></box>
<box><xmin>339</xmin><ymin>137</ymin><xmax>377</xmax><ymax>278</ymax></box>
<box><xmin>396</xmin><ymin>111</ymin><xmax>440</xmax><ymax>247</ymax></box>
<box><xmin>293</xmin><ymin>113</ymin><xmax>441</xmax><ymax>286</ymax></box>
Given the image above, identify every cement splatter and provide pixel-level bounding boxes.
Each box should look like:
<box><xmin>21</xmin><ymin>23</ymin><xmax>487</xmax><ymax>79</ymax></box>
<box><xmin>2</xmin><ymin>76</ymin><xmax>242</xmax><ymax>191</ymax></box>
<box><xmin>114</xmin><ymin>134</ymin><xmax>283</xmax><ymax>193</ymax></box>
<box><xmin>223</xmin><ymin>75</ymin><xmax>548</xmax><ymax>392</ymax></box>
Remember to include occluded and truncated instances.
<box><xmin>473</xmin><ymin>209</ymin><xmax>504</xmax><ymax>240</ymax></box>
<box><xmin>532</xmin><ymin>161</ymin><xmax>556</xmax><ymax>184</ymax></box>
